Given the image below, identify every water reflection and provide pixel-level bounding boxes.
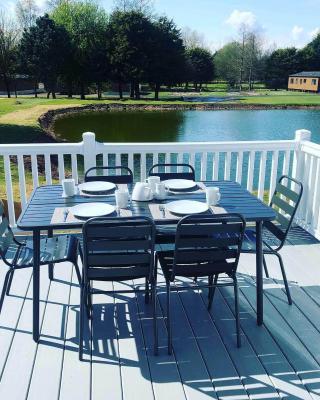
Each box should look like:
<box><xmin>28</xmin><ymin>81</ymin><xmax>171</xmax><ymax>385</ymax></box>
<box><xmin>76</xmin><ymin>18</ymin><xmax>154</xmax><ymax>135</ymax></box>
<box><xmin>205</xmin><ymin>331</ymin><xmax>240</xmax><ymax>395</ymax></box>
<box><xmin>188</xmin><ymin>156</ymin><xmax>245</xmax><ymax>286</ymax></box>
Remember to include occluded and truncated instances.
<box><xmin>54</xmin><ymin>111</ymin><xmax>183</xmax><ymax>142</ymax></box>
<box><xmin>53</xmin><ymin>109</ymin><xmax>320</xmax><ymax>144</ymax></box>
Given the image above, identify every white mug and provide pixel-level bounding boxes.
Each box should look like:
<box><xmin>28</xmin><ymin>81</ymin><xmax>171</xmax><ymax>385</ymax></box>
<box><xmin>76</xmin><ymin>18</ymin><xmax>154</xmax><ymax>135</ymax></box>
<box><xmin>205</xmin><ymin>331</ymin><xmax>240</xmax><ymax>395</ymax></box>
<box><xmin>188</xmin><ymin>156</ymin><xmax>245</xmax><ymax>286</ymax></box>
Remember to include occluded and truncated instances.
<box><xmin>147</xmin><ymin>176</ymin><xmax>160</xmax><ymax>193</ymax></box>
<box><xmin>206</xmin><ymin>187</ymin><xmax>221</xmax><ymax>206</ymax></box>
<box><xmin>115</xmin><ymin>189</ymin><xmax>129</xmax><ymax>209</ymax></box>
<box><xmin>154</xmin><ymin>182</ymin><xmax>168</xmax><ymax>200</ymax></box>
<box><xmin>62</xmin><ymin>179</ymin><xmax>76</xmax><ymax>197</ymax></box>
<box><xmin>132</xmin><ymin>182</ymin><xmax>153</xmax><ymax>201</ymax></box>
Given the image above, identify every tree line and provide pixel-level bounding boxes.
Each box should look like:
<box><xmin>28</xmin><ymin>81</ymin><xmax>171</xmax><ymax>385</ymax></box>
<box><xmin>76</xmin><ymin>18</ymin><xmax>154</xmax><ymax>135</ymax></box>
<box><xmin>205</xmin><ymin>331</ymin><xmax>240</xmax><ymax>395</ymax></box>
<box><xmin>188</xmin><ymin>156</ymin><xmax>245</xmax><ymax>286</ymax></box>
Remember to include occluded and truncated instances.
<box><xmin>2</xmin><ymin>0</ymin><xmax>320</xmax><ymax>98</ymax></box>
<box><xmin>0</xmin><ymin>0</ymin><xmax>215</xmax><ymax>99</ymax></box>
<box><xmin>215</xmin><ymin>25</ymin><xmax>320</xmax><ymax>91</ymax></box>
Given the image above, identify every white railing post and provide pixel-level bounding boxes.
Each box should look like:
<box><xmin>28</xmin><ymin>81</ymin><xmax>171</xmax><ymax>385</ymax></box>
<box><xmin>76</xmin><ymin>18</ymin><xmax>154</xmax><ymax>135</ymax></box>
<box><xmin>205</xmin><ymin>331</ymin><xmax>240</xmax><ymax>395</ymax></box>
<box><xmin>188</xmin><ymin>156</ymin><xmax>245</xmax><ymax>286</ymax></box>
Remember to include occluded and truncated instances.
<box><xmin>293</xmin><ymin>129</ymin><xmax>312</xmax><ymax>225</ymax></box>
<box><xmin>82</xmin><ymin>132</ymin><xmax>97</xmax><ymax>173</ymax></box>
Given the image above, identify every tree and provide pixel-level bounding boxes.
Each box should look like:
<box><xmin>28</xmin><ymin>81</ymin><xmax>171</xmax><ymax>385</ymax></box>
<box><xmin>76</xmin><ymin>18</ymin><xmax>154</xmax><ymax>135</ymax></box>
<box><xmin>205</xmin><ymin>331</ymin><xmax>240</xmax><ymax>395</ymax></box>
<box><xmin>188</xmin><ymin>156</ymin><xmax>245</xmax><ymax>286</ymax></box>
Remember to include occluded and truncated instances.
<box><xmin>245</xmin><ymin>31</ymin><xmax>263</xmax><ymax>90</ymax></box>
<box><xmin>0</xmin><ymin>12</ymin><xmax>19</xmax><ymax>98</ymax></box>
<box><xmin>15</xmin><ymin>0</ymin><xmax>39</xmax><ymax>31</ymax></box>
<box><xmin>265</xmin><ymin>48</ymin><xmax>300</xmax><ymax>89</ymax></box>
<box><xmin>148</xmin><ymin>17</ymin><xmax>185</xmax><ymax>100</ymax></box>
<box><xmin>214</xmin><ymin>42</ymin><xmax>241</xmax><ymax>88</ymax></box>
<box><xmin>181</xmin><ymin>27</ymin><xmax>207</xmax><ymax>50</ymax></box>
<box><xmin>51</xmin><ymin>1</ymin><xmax>108</xmax><ymax>99</ymax></box>
<box><xmin>186</xmin><ymin>47</ymin><xmax>215</xmax><ymax>90</ymax></box>
<box><xmin>107</xmin><ymin>10</ymin><xmax>154</xmax><ymax>99</ymax></box>
<box><xmin>19</xmin><ymin>14</ymin><xmax>71</xmax><ymax>98</ymax></box>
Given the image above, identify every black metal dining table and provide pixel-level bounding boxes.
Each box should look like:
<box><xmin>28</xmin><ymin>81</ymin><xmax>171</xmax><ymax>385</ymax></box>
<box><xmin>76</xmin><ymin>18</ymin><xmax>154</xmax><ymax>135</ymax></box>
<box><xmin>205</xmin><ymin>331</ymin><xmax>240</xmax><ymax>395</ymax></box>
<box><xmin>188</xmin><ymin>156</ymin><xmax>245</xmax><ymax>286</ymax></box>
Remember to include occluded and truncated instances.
<box><xmin>17</xmin><ymin>180</ymin><xmax>276</xmax><ymax>343</ymax></box>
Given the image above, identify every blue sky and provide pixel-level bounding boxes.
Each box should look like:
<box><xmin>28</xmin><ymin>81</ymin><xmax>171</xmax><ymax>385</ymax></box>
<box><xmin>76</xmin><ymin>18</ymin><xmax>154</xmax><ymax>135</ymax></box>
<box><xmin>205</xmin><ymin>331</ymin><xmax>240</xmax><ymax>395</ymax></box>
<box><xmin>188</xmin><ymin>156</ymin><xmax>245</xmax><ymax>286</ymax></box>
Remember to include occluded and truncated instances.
<box><xmin>2</xmin><ymin>0</ymin><xmax>320</xmax><ymax>50</ymax></box>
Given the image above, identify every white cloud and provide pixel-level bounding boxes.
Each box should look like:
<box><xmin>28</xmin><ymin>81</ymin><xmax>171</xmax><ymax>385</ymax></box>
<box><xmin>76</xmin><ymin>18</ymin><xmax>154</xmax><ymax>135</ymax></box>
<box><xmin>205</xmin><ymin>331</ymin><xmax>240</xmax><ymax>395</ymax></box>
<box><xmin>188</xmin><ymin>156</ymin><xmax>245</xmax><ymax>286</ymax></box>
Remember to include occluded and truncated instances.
<box><xmin>225</xmin><ymin>10</ymin><xmax>257</xmax><ymax>30</ymax></box>
<box><xmin>292</xmin><ymin>25</ymin><xmax>304</xmax><ymax>40</ymax></box>
<box><xmin>309</xmin><ymin>27</ymin><xmax>320</xmax><ymax>38</ymax></box>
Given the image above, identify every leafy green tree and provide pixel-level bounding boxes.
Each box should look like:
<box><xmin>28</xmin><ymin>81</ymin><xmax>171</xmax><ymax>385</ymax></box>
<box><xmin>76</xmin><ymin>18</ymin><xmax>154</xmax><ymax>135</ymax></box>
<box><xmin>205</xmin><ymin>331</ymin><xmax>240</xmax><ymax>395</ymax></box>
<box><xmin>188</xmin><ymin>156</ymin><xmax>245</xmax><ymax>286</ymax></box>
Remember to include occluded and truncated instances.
<box><xmin>215</xmin><ymin>42</ymin><xmax>241</xmax><ymax>88</ymax></box>
<box><xmin>19</xmin><ymin>14</ymin><xmax>71</xmax><ymax>98</ymax></box>
<box><xmin>148</xmin><ymin>17</ymin><xmax>185</xmax><ymax>100</ymax></box>
<box><xmin>107</xmin><ymin>10</ymin><xmax>154</xmax><ymax>99</ymax></box>
<box><xmin>51</xmin><ymin>1</ymin><xmax>108</xmax><ymax>99</ymax></box>
<box><xmin>186</xmin><ymin>47</ymin><xmax>214</xmax><ymax>90</ymax></box>
<box><xmin>265</xmin><ymin>48</ymin><xmax>300</xmax><ymax>89</ymax></box>
<box><xmin>299</xmin><ymin>34</ymin><xmax>320</xmax><ymax>70</ymax></box>
<box><xmin>0</xmin><ymin>12</ymin><xmax>19</xmax><ymax>98</ymax></box>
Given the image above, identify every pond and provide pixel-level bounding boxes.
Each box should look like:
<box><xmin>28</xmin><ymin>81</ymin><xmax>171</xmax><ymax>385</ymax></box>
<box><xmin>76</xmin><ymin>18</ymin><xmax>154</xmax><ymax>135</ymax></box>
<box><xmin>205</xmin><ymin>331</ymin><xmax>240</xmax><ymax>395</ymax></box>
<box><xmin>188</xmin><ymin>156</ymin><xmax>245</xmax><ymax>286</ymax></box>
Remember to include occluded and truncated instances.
<box><xmin>53</xmin><ymin>109</ymin><xmax>320</xmax><ymax>143</ymax></box>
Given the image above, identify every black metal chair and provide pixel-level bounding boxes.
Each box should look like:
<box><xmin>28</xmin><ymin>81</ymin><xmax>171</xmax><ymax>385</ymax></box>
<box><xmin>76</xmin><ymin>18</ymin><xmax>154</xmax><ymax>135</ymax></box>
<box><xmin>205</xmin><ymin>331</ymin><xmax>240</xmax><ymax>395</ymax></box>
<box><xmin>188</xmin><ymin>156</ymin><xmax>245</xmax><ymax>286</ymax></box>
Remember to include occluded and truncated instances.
<box><xmin>242</xmin><ymin>175</ymin><xmax>303</xmax><ymax>305</ymax></box>
<box><xmin>156</xmin><ymin>213</ymin><xmax>246</xmax><ymax>354</ymax></box>
<box><xmin>149</xmin><ymin>163</ymin><xmax>196</xmax><ymax>245</ymax></box>
<box><xmin>0</xmin><ymin>200</ymin><xmax>81</xmax><ymax>314</ymax></box>
<box><xmin>148</xmin><ymin>163</ymin><xmax>195</xmax><ymax>181</ymax></box>
<box><xmin>84</xmin><ymin>166</ymin><xmax>133</xmax><ymax>184</ymax></box>
<box><xmin>79</xmin><ymin>216</ymin><xmax>157</xmax><ymax>360</ymax></box>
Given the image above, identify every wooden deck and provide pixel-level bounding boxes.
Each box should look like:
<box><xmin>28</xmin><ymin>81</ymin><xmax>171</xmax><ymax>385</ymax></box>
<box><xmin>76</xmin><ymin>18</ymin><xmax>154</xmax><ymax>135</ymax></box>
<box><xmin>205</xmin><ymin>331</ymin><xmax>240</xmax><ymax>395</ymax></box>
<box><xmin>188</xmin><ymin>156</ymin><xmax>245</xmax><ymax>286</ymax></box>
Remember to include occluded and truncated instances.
<box><xmin>1</xmin><ymin>227</ymin><xmax>320</xmax><ymax>399</ymax></box>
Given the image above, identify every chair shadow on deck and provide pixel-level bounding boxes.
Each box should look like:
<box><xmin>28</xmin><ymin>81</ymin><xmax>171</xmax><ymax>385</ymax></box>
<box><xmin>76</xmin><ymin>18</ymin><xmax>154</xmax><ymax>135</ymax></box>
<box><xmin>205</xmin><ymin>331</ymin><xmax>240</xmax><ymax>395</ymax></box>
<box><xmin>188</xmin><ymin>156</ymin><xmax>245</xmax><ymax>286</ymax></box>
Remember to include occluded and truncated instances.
<box><xmin>2</xmin><ymin>269</ymin><xmax>320</xmax><ymax>399</ymax></box>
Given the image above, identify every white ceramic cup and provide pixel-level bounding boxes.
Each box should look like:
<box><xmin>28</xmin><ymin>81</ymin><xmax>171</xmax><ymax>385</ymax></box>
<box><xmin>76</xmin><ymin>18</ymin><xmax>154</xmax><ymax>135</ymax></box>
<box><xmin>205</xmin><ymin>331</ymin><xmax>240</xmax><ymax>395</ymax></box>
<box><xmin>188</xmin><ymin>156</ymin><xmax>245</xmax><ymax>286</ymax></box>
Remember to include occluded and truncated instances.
<box><xmin>115</xmin><ymin>189</ymin><xmax>129</xmax><ymax>209</ymax></box>
<box><xmin>206</xmin><ymin>187</ymin><xmax>221</xmax><ymax>206</ymax></box>
<box><xmin>147</xmin><ymin>176</ymin><xmax>160</xmax><ymax>193</ymax></box>
<box><xmin>154</xmin><ymin>182</ymin><xmax>168</xmax><ymax>200</ymax></box>
<box><xmin>62</xmin><ymin>179</ymin><xmax>76</xmax><ymax>197</ymax></box>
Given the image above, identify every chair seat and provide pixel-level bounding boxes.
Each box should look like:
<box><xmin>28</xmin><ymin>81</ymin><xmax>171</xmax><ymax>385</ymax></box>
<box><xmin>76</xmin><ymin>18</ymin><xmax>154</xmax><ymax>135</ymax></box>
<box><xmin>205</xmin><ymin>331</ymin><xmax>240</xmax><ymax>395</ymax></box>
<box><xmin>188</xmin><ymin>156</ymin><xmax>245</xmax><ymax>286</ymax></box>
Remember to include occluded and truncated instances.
<box><xmin>241</xmin><ymin>229</ymin><xmax>279</xmax><ymax>253</ymax></box>
<box><xmin>157</xmin><ymin>250</ymin><xmax>233</xmax><ymax>280</ymax></box>
<box><xmin>14</xmin><ymin>235</ymin><xmax>78</xmax><ymax>268</ymax></box>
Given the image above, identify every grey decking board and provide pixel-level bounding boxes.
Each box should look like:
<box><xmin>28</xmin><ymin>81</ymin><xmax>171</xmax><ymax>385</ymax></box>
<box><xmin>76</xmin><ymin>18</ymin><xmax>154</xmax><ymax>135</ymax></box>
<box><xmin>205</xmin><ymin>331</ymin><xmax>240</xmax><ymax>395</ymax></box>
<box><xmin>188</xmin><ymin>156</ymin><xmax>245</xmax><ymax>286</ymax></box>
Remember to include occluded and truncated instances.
<box><xmin>90</xmin><ymin>280</ymin><xmax>123</xmax><ymax>400</ymax></box>
<box><xmin>219</xmin><ymin>284</ymin><xmax>314</xmax><ymax>400</ymax></box>
<box><xmin>175</xmin><ymin>284</ymin><xmax>250</xmax><ymax>400</ymax></box>
<box><xmin>156</xmin><ymin>282</ymin><xmax>219</xmax><ymax>399</ymax></box>
<box><xmin>112</xmin><ymin>280</ymin><xmax>155</xmax><ymax>400</ymax></box>
<box><xmin>26</xmin><ymin>263</ymin><xmax>73</xmax><ymax>400</ymax></box>
<box><xmin>238</xmin><ymin>275</ymin><xmax>320</xmax><ymax>398</ymax></box>
<box><xmin>134</xmin><ymin>281</ymin><xmax>187</xmax><ymax>400</ymax></box>
<box><xmin>194</xmin><ymin>282</ymin><xmax>281</xmax><ymax>399</ymax></box>
<box><xmin>58</xmin><ymin>267</ymin><xmax>91</xmax><ymax>400</ymax></box>
<box><xmin>0</xmin><ymin>268</ymin><xmax>32</xmax><ymax>380</ymax></box>
<box><xmin>0</xmin><ymin>267</ymin><xmax>51</xmax><ymax>399</ymax></box>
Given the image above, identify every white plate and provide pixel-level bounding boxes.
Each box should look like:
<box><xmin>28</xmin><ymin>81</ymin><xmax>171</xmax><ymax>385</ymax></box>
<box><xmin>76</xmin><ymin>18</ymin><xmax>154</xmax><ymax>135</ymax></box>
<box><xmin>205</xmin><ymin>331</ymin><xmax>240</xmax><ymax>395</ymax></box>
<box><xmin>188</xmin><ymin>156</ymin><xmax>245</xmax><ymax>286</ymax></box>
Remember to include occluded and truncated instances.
<box><xmin>163</xmin><ymin>179</ymin><xmax>197</xmax><ymax>191</ymax></box>
<box><xmin>70</xmin><ymin>203</ymin><xmax>115</xmax><ymax>218</ymax></box>
<box><xmin>78</xmin><ymin>181</ymin><xmax>116</xmax><ymax>193</ymax></box>
<box><xmin>166</xmin><ymin>200</ymin><xmax>209</xmax><ymax>215</ymax></box>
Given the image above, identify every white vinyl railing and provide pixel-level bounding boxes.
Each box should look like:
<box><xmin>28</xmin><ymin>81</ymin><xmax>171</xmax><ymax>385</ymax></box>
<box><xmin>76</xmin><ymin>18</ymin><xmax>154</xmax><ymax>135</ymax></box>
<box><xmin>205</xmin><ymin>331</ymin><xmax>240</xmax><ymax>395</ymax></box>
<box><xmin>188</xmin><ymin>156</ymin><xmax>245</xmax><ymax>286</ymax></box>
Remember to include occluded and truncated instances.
<box><xmin>1</xmin><ymin>128</ymin><xmax>320</xmax><ymax>238</ymax></box>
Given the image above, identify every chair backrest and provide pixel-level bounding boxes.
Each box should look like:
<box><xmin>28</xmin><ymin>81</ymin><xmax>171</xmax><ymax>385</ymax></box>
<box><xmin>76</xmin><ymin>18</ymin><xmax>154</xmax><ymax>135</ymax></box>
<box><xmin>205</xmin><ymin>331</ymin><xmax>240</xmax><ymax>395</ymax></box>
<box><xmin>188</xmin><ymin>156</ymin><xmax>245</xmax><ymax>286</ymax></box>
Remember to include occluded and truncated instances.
<box><xmin>171</xmin><ymin>214</ymin><xmax>246</xmax><ymax>280</ymax></box>
<box><xmin>82</xmin><ymin>216</ymin><xmax>155</xmax><ymax>281</ymax></box>
<box><xmin>264</xmin><ymin>175</ymin><xmax>303</xmax><ymax>247</ymax></box>
<box><xmin>0</xmin><ymin>200</ymin><xmax>16</xmax><ymax>265</ymax></box>
<box><xmin>148</xmin><ymin>163</ymin><xmax>195</xmax><ymax>181</ymax></box>
<box><xmin>84</xmin><ymin>166</ymin><xmax>133</xmax><ymax>184</ymax></box>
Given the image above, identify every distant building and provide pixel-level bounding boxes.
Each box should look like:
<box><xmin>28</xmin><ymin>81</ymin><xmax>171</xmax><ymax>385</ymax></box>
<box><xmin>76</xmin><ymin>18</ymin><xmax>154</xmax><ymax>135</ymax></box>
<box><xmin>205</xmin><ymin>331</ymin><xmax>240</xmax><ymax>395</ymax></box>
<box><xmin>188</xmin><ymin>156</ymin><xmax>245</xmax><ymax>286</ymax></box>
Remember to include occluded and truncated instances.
<box><xmin>288</xmin><ymin>71</ymin><xmax>320</xmax><ymax>92</ymax></box>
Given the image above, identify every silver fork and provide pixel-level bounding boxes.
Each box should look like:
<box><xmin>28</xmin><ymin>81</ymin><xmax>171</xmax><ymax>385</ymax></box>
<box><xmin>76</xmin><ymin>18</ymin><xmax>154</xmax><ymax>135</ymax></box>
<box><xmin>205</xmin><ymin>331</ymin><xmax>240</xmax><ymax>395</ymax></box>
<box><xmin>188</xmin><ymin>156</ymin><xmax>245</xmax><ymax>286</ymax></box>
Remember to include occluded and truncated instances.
<box><xmin>63</xmin><ymin>208</ymin><xmax>69</xmax><ymax>222</ymax></box>
<box><xmin>159</xmin><ymin>204</ymin><xmax>166</xmax><ymax>218</ymax></box>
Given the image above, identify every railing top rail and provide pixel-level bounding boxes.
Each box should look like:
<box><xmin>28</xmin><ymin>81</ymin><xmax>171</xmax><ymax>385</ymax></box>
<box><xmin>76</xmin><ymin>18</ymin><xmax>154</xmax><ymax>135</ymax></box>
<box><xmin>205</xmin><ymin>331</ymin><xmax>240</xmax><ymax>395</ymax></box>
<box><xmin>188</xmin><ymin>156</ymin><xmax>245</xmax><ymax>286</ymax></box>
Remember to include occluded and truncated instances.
<box><xmin>96</xmin><ymin>139</ymin><xmax>298</xmax><ymax>152</ymax></box>
<box><xmin>300</xmin><ymin>140</ymin><xmax>320</xmax><ymax>157</ymax></box>
<box><xmin>0</xmin><ymin>142</ymin><xmax>83</xmax><ymax>156</ymax></box>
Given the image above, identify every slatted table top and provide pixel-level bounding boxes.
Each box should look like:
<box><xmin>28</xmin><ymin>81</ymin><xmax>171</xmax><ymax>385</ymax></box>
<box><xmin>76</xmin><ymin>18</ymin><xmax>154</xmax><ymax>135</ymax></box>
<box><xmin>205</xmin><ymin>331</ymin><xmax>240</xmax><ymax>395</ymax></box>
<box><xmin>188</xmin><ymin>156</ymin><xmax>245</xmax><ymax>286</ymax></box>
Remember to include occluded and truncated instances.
<box><xmin>17</xmin><ymin>181</ymin><xmax>275</xmax><ymax>230</ymax></box>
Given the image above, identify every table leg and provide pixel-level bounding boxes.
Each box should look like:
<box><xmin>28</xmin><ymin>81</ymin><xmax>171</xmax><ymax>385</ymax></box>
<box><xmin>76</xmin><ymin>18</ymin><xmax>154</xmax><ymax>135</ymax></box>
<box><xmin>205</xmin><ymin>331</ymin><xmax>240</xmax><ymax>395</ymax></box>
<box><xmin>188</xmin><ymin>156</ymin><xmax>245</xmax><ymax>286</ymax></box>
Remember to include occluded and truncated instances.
<box><xmin>48</xmin><ymin>228</ymin><xmax>54</xmax><ymax>280</ymax></box>
<box><xmin>33</xmin><ymin>229</ymin><xmax>40</xmax><ymax>342</ymax></box>
<box><xmin>256</xmin><ymin>221</ymin><xmax>263</xmax><ymax>326</ymax></box>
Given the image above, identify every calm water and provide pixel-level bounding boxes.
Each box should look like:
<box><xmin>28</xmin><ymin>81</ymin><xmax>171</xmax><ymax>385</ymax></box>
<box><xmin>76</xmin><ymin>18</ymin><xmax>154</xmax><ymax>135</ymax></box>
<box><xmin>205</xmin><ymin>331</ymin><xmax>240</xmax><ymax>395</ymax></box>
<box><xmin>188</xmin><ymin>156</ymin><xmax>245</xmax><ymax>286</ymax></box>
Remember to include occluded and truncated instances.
<box><xmin>53</xmin><ymin>109</ymin><xmax>320</xmax><ymax>143</ymax></box>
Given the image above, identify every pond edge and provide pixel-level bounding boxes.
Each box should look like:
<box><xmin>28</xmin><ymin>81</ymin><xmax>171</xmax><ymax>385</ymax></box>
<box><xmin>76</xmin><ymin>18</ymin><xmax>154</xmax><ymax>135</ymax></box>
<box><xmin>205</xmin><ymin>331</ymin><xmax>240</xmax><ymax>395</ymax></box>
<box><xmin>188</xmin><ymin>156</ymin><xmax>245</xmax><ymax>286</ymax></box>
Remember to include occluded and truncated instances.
<box><xmin>38</xmin><ymin>102</ymin><xmax>320</xmax><ymax>142</ymax></box>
